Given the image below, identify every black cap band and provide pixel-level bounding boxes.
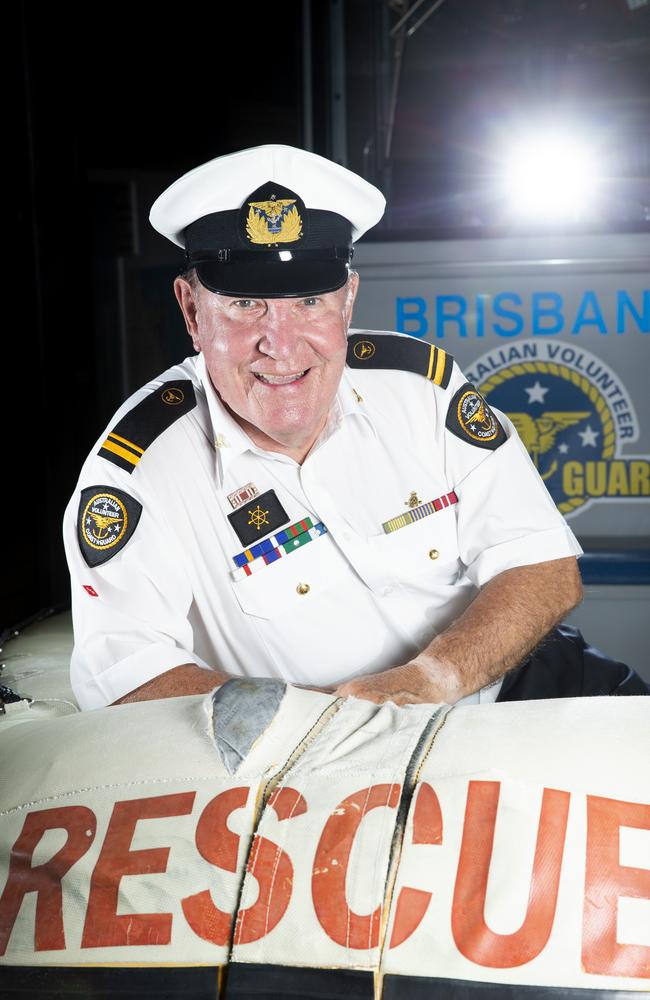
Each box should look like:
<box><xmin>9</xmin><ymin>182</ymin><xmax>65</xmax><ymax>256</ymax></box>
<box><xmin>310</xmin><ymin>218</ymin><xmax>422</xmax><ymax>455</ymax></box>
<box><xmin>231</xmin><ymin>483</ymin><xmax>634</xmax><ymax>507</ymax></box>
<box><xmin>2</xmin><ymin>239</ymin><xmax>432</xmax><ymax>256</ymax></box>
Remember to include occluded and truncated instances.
<box><xmin>185</xmin><ymin>246</ymin><xmax>354</xmax><ymax>266</ymax></box>
<box><xmin>181</xmin><ymin>183</ymin><xmax>355</xmax><ymax>297</ymax></box>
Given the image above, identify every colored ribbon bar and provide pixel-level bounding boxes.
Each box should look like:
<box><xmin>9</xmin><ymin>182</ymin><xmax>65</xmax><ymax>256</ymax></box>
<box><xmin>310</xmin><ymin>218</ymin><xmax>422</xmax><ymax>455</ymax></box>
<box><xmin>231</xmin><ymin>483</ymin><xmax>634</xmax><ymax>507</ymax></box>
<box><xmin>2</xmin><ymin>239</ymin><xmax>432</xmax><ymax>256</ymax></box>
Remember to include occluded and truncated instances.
<box><xmin>233</xmin><ymin>516</ymin><xmax>315</xmax><ymax>567</ymax></box>
<box><xmin>232</xmin><ymin>522</ymin><xmax>327</xmax><ymax>579</ymax></box>
<box><xmin>382</xmin><ymin>491</ymin><xmax>458</xmax><ymax>534</ymax></box>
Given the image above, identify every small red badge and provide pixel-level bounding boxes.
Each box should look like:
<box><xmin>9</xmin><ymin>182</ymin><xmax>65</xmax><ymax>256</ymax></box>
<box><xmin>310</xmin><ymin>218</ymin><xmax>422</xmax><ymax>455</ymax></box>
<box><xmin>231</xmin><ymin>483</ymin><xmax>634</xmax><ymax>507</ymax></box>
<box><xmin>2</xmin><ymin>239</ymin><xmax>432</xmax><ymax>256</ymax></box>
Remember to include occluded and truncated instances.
<box><xmin>83</xmin><ymin>585</ymin><xmax>99</xmax><ymax>597</ymax></box>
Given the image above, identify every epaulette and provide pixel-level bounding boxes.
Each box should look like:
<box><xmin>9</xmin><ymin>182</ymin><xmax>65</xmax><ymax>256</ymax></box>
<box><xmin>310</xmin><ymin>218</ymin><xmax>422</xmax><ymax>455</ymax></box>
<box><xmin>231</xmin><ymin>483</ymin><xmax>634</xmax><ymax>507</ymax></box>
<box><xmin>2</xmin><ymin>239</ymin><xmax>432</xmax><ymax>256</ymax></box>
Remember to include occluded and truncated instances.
<box><xmin>346</xmin><ymin>333</ymin><xmax>454</xmax><ymax>388</ymax></box>
<box><xmin>98</xmin><ymin>380</ymin><xmax>197</xmax><ymax>473</ymax></box>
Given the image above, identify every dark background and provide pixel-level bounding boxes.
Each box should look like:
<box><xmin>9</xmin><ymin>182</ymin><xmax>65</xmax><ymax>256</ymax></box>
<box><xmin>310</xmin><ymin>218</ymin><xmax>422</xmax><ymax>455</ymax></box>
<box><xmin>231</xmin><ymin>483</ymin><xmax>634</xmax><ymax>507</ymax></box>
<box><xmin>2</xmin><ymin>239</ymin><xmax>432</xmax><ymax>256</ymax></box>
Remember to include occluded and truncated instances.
<box><xmin>6</xmin><ymin>0</ymin><xmax>649</xmax><ymax>628</ymax></box>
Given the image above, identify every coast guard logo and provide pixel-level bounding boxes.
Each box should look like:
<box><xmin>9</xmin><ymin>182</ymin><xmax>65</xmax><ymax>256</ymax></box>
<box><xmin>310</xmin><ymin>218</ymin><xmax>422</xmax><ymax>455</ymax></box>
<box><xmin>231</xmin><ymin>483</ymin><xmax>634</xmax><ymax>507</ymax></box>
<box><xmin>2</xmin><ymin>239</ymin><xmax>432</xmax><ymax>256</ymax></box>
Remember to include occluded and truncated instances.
<box><xmin>161</xmin><ymin>387</ymin><xmax>185</xmax><ymax>405</ymax></box>
<box><xmin>466</xmin><ymin>340</ymin><xmax>650</xmax><ymax>517</ymax></box>
<box><xmin>457</xmin><ymin>387</ymin><xmax>501</xmax><ymax>443</ymax></box>
<box><xmin>82</xmin><ymin>493</ymin><xmax>127</xmax><ymax>550</ymax></box>
<box><xmin>353</xmin><ymin>339</ymin><xmax>375</xmax><ymax>360</ymax></box>
<box><xmin>77</xmin><ymin>486</ymin><xmax>142</xmax><ymax>567</ymax></box>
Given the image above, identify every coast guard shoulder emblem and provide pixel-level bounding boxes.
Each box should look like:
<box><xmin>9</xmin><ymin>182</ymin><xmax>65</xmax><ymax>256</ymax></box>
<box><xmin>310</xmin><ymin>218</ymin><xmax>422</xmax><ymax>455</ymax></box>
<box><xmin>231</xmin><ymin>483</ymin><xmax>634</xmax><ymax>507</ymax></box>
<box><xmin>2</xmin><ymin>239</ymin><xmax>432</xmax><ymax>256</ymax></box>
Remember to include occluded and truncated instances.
<box><xmin>77</xmin><ymin>486</ymin><xmax>142</xmax><ymax>567</ymax></box>
<box><xmin>446</xmin><ymin>382</ymin><xmax>506</xmax><ymax>450</ymax></box>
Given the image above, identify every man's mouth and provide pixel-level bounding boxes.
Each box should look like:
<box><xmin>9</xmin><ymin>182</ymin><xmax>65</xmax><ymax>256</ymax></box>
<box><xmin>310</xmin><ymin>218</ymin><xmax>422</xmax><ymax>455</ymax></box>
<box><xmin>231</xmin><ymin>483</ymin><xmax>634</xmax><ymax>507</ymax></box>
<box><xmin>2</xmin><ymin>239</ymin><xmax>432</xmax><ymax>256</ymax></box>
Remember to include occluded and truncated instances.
<box><xmin>253</xmin><ymin>370</ymin><xmax>309</xmax><ymax>385</ymax></box>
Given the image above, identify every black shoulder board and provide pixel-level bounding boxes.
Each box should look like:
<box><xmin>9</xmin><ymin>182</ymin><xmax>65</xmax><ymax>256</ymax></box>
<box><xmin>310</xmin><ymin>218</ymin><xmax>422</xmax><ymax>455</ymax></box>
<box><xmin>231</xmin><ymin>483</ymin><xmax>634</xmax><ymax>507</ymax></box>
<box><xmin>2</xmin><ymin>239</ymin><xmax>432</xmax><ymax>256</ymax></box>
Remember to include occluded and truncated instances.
<box><xmin>346</xmin><ymin>333</ymin><xmax>454</xmax><ymax>389</ymax></box>
<box><xmin>98</xmin><ymin>380</ymin><xmax>197</xmax><ymax>473</ymax></box>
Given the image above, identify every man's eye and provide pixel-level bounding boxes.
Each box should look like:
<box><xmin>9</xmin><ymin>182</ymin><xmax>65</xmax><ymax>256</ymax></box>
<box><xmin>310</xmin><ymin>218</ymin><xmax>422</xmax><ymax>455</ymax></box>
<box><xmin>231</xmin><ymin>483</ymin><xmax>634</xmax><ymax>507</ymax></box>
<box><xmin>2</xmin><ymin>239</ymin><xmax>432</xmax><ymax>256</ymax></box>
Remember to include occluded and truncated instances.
<box><xmin>303</xmin><ymin>297</ymin><xmax>319</xmax><ymax>306</ymax></box>
<box><xmin>233</xmin><ymin>299</ymin><xmax>256</xmax><ymax>309</ymax></box>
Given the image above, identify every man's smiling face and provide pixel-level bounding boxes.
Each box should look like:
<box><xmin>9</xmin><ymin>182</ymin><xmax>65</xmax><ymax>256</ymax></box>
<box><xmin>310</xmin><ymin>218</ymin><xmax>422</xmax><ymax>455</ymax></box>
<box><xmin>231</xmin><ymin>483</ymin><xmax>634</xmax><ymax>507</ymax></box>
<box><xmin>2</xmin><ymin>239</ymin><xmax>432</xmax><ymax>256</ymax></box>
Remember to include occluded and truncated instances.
<box><xmin>175</xmin><ymin>272</ymin><xmax>359</xmax><ymax>462</ymax></box>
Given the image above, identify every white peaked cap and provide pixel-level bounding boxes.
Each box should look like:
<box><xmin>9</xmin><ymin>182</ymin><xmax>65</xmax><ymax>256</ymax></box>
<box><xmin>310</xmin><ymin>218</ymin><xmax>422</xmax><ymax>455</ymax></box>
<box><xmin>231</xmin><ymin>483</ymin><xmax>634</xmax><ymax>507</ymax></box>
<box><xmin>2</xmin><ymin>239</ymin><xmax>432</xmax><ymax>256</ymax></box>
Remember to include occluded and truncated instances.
<box><xmin>149</xmin><ymin>144</ymin><xmax>386</xmax><ymax>248</ymax></box>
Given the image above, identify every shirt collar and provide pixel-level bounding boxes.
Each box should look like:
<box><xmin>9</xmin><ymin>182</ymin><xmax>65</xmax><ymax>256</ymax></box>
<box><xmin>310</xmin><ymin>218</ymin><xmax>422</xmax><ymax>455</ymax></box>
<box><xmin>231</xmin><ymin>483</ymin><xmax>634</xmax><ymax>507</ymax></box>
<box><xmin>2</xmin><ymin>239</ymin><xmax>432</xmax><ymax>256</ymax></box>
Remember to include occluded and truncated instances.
<box><xmin>195</xmin><ymin>352</ymin><xmax>378</xmax><ymax>482</ymax></box>
<box><xmin>195</xmin><ymin>352</ymin><xmax>257</xmax><ymax>480</ymax></box>
<box><xmin>323</xmin><ymin>365</ymin><xmax>377</xmax><ymax>440</ymax></box>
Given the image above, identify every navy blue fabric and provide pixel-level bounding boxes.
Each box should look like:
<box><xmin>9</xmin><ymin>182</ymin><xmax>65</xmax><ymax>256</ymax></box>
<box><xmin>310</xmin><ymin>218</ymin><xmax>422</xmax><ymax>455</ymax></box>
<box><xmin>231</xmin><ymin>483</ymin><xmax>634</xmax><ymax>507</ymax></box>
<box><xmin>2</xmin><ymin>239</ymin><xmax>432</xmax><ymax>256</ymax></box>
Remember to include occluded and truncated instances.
<box><xmin>498</xmin><ymin>624</ymin><xmax>649</xmax><ymax>701</ymax></box>
<box><xmin>579</xmin><ymin>549</ymin><xmax>650</xmax><ymax>585</ymax></box>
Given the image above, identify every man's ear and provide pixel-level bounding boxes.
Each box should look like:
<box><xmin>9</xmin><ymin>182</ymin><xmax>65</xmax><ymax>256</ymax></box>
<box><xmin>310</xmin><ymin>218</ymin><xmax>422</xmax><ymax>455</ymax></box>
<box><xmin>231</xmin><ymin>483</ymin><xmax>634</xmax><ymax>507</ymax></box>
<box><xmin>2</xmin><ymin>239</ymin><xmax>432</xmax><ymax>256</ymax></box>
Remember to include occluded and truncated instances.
<box><xmin>344</xmin><ymin>270</ymin><xmax>360</xmax><ymax>324</ymax></box>
<box><xmin>174</xmin><ymin>276</ymin><xmax>201</xmax><ymax>351</ymax></box>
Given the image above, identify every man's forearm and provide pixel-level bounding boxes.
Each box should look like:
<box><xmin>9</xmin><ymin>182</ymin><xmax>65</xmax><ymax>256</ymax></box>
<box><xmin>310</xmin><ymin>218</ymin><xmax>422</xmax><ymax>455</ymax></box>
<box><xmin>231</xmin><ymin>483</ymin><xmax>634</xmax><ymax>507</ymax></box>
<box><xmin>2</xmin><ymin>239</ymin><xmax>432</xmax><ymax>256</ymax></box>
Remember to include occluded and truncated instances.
<box><xmin>334</xmin><ymin>557</ymin><xmax>583</xmax><ymax>706</ymax></box>
<box><xmin>419</xmin><ymin>557</ymin><xmax>583</xmax><ymax>701</ymax></box>
<box><xmin>111</xmin><ymin>665</ymin><xmax>337</xmax><ymax>705</ymax></box>
<box><xmin>112</xmin><ymin>664</ymin><xmax>230</xmax><ymax>705</ymax></box>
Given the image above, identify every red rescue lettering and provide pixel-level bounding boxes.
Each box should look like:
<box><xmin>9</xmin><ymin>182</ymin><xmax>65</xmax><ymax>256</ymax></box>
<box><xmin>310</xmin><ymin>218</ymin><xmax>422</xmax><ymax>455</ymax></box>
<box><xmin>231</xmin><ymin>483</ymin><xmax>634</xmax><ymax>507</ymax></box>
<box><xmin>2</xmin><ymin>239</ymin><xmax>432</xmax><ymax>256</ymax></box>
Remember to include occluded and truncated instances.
<box><xmin>582</xmin><ymin>795</ymin><xmax>650</xmax><ymax>977</ymax></box>
<box><xmin>233</xmin><ymin>786</ymin><xmax>307</xmax><ymax>945</ymax></box>
<box><xmin>452</xmin><ymin>781</ymin><xmax>570</xmax><ymax>968</ymax></box>
<box><xmin>390</xmin><ymin>782</ymin><xmax>443</xmax><ymax>948</ymax></box>
<box><xmin>182</xmin><ymin>787</ymin><xmax>249</xmax><ymax>946</ymax></box>
<box><xmin>312</xmin><ymin>783</ymin><xmax>401</xmax><ymax>949</ymax></box>
<box><xmin>82</xmin><ymin>793</ymin><xmax>195</xmax><ymax>948</ymax></box>
<box><xmin>0</xmin><ymin>806</ymin><xmax>96</xmax><ymax>955</ymax></box>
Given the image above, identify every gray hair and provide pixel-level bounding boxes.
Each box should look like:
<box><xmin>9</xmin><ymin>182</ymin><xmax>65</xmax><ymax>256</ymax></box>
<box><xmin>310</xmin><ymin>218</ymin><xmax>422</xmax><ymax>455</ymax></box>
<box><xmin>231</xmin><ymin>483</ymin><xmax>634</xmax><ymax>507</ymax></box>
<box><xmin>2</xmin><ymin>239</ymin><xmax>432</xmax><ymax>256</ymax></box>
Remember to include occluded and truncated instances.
<box><xmin>180</xmin><ymin>266</ymin><xmax>200</xmax><ymax>292</ymax></box>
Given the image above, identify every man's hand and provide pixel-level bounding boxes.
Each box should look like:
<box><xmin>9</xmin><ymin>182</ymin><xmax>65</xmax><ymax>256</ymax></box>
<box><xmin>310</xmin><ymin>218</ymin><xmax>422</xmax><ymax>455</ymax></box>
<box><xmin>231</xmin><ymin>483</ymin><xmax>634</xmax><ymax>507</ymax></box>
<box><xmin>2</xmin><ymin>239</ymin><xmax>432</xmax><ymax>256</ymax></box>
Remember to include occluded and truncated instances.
<box><xmin>333</xmin><ymin>658</ymin><xmax>449</xmax><ymax>706</ymax></box>
<box><xmin>334</xmin><ymin>557</ymin><xmax>582</xmax><ymax>708</ymax></box>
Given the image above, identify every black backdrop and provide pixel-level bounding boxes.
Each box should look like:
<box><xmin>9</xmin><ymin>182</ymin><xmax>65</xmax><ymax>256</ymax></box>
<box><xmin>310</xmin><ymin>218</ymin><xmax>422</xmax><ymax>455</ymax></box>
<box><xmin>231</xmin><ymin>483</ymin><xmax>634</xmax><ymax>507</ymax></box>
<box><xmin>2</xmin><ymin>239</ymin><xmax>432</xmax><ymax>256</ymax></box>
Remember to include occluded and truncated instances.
<box><xmin>6</xmin><ymin>0</ymin><xmax>649</xmax><ymax>628</ymax></box>
<box><xmin>7</xmin><ymin>1</ymin><xmax>311</xmax><ymax>627</ymax></box>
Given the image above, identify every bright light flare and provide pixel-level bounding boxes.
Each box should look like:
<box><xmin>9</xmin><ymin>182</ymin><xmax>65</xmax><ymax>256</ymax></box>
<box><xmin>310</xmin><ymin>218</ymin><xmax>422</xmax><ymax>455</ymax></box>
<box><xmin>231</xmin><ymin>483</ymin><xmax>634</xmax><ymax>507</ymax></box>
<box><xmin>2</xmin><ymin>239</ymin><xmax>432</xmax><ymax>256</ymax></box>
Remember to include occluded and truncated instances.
<box><xmin>502</xmin><ymin>132</ymin><xmax>600</xmax><ymax>223</ymax></box>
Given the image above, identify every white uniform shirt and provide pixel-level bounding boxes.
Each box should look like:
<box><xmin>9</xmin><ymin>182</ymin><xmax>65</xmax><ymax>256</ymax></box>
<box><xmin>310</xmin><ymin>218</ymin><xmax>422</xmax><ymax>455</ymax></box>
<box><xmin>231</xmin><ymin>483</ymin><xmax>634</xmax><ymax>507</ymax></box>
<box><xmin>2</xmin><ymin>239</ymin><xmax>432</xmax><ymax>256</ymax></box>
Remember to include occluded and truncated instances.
<box><xmin>62</xmin><ymin>332</ymin><xmax>583</xmax><ymax>710</ymax></box>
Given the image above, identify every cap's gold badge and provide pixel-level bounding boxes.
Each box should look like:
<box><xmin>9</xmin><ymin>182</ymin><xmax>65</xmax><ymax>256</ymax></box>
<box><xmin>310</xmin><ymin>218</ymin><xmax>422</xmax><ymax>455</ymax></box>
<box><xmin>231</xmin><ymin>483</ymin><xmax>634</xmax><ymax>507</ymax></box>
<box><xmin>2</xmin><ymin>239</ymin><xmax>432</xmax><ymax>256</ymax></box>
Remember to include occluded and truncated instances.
<box><xmin>162</xmin><ymin>387</ymin><xmax>185</xmax><ymax>405</ymax></box>
<box><xmin>248</xmin><ymin>505</ymin><xmax>270</xmax><ymax>531</ymax></box>
<box><xmin>405</xmin><ymin>491</ymin><xmax>421</xmax><ymax>508</ymax></box>
<box><xmin>246</xmin><ymin>197</ymin><xmax>303</xmax><ymax>245</ymax></box>
<box><xmin>353</xmin><ymin>340</ymin><xmax>375</xmax><ymax>360</ymax></box>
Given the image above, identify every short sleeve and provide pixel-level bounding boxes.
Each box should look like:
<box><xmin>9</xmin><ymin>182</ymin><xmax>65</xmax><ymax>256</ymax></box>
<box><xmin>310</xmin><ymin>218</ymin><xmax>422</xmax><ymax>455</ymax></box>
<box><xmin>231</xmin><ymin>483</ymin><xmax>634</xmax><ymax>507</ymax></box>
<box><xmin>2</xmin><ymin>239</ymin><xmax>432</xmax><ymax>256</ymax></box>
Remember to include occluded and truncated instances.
<box><xmin>439</xmin><ymin>362</ymin><xmax>583</xmax><ymax>589</ymax></box>
<box><xmin>62</xmin><ymin>459</ymin><xmax>210</xmax><ymax>710</ymax></box>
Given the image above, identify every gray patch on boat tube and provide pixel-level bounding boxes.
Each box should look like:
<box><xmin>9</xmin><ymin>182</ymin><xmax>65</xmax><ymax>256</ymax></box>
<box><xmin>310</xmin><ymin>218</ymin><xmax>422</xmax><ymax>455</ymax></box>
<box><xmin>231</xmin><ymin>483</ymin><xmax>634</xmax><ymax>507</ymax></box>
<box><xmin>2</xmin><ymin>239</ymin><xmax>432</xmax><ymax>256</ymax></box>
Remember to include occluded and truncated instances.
<box><xmin>210</xmin><ymin>677</ymin><xmax>287</xmax><ymax>774</ymax></box>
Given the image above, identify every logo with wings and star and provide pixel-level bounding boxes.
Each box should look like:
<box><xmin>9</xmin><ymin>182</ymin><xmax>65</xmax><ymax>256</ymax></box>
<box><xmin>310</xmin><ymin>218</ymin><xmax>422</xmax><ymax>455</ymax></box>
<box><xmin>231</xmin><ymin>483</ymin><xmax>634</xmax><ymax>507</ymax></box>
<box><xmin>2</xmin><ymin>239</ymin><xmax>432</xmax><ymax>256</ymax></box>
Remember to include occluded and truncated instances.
<box><xmin>82</xmin><ymin>493</ymin><xmax>128</xmax><ymax>550</ymax></box>
<box><xmin>77</xmin><ymin>486</ymin><xmax>143</xmax><ymax>567</ymax></box>
<box><xmin>246</xmin><ymin>196</ymin><xmax>303</xmax><ymax>245</ymax></box>
<box><xmin>468</xmin><ymin>340</ymin><xmax>648</xmax><ymax>517</ymax></box>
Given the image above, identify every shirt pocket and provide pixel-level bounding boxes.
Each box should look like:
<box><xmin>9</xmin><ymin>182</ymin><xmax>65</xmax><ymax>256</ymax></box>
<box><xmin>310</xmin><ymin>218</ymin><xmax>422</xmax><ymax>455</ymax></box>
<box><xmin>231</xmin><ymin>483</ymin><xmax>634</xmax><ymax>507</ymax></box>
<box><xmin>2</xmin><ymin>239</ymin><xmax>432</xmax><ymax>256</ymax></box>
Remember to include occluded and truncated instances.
<box><xmin>230</xmin><ymin>534</ymin><xmax>354</xmax><ymax>620</ymax></box>
<box><xmin>366</xmin><ymin>503</ymin><xmax>463</xmax><ymax>592</ymax></box>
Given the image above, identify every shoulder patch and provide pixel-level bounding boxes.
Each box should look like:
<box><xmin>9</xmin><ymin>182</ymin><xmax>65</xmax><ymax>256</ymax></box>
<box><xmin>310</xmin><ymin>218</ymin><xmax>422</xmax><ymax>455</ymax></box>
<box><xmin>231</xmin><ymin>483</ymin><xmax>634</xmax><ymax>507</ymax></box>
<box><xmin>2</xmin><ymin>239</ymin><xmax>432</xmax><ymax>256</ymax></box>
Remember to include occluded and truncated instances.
<box><xmin>346</xmin><ymin>334</ymin><xmax>453</xmax><ymax>388</ymax></box>
<box><xmin>77</xmin><ymin>486</ymin><xmax>142</xmax><ymax>567</ymax></box>
<box><xmin>446</xmin><ymin>382</ymin><xmax>507</xmax><ymax>450</ymax></box>
<box><xmin>98</xmin><ymin>380</ymin><xmax>196</xmax><ymax>472</ymax></box>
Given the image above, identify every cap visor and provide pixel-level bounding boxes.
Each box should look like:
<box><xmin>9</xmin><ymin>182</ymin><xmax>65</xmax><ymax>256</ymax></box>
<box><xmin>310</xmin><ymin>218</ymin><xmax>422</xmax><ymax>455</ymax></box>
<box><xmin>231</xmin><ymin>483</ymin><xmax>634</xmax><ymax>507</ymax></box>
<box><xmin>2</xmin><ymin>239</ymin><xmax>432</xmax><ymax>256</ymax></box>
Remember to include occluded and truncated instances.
<box><xmin>195</xmin><ymin>260</ymin><xmax>349</xmax><ymax>298</ymax></box>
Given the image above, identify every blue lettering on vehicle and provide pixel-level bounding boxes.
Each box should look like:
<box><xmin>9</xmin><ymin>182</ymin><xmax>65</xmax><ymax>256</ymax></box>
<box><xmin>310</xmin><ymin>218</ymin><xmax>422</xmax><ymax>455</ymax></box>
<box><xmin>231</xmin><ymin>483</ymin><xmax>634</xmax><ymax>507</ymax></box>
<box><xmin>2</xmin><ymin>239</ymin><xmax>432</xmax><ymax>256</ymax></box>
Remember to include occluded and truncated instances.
<box><xmin>395</xmin><ymin>296</ymin><xmax>428</xmax><ymax>337</ymax></box>
<box><xmin>435</xmin><ymin>295</ymin><xmax>467</xmax><ymax>338</ymax></box>
<box><xmin>395</xmin><ymin>290</ymin><xmax>649</xmax><ymax>338</ymax></box>
<box><xmin>532</xmin><ymin>292</ymin><xmax>564</xmax><ymax>336</ymax></box>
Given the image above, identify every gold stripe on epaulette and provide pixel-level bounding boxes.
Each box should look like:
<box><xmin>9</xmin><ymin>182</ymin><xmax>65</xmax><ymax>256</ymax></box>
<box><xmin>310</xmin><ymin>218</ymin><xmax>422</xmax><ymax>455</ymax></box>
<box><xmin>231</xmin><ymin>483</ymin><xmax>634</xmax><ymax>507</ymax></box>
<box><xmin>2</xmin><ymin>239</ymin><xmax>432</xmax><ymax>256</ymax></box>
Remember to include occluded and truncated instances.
<box><xmin>109</xmin><ymin>431</ymin><xmax>145</xmax><ymax>455</ymax></box>
<box><xmin>426</xmin><ymin>345</ymin><xmax>436</xmax><ymax>380</ymax></box>
<box><xmin>433</xmin><ymin>347</ymin><xmax>447</xmax><ymax>385</ymax></box>
<box><xmin>100</xmin><ymin>438</ymin><xmax>142</xmax><ymax>467</ymax></box>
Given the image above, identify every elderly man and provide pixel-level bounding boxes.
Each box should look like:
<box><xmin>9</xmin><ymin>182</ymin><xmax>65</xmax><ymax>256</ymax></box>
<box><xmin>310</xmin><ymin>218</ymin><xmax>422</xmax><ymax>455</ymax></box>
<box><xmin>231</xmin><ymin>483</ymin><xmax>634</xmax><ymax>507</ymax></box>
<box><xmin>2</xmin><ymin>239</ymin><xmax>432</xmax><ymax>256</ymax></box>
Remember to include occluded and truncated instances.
<box><xmin>62</xmin><ymin>144</ymin><xmax>586</xmax><ymax>711</ymax></box>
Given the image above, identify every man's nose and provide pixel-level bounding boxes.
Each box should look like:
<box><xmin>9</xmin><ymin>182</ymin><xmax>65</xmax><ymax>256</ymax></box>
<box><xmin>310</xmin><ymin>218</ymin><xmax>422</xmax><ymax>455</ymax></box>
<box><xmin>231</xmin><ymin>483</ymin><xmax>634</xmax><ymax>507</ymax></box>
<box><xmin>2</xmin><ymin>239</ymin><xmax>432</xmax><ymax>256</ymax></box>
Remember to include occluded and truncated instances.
<box><xmin>255</xmin><ymin>301</ymin><xmax>304</xmax><ymax>357</ymax></box>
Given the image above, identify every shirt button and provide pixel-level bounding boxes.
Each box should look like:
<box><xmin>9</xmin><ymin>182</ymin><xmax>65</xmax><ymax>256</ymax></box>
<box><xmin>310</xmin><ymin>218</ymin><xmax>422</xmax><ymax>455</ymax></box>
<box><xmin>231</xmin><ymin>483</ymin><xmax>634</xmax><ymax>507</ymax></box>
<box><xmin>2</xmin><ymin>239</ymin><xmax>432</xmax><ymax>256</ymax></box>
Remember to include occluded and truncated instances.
<box><xmin>429</xmin><ymin>549</ymin><xmax>440</xmax><ymax>560</ymax></box>
<box><xmin>296</xmin><ymin>583</ymin><xmax>311</xmax><ymax>595</ymax></box>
